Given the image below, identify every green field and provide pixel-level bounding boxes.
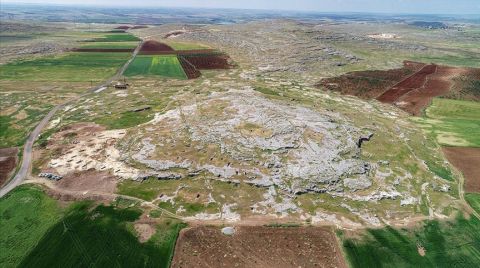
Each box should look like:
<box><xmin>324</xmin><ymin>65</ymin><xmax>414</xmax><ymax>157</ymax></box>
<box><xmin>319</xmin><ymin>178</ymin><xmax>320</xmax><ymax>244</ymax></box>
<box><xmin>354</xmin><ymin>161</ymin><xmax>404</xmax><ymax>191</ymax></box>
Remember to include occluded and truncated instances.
<box><xmin>0</xmin><ymin>104</ymin><xmax>53</xmax><ymax>147</ymax></box>
<box><xmin>0</xmin><ymin>52</ymin><xmax>131</xmax><ymax>82</ymax></box>
<box><xmin>164</xmin><ymin>41</ymin><xmax>210</xmax><ymax>50</ymax></box>
<box><xmin>466</xmin><ymin>193</ymin><xmax>480</xmax><ymax>214</ymax></box>
<box><xmin>342</xmin><ymin>215</ymin><xmax>480</xmax><ymax>268</ymax></box>
<box><xmin>414</xmin><ymin>98</ymin><xmax>480</xmax><ymax>147</ymax></box>
<box><xmin>124</xmin><ymin>55</ymin><xmax>187</xmax><ymax>79</ymax></box>
<box><xmin>19</xmin><ymin>202</ymin><xmax>184</xmax><ymax>267</ymax></box>
<box><xmin>91</xmin><ymin>33</ymin><xmax>141</xmax><ymax>42</ymax></box>
<box><xmin>0</xmin><ymin>184</ymin><xmax>186</xmax><ymax>268</ymax></box>
<box><xmin>79</xmin><ymin>41</ymin><xmax>139</xmax><ymax>49</ymax></box>
<box><xmin>0</xmin><ymin>185</ymin><xmax>62</xmax><ymax>268</ymax></box>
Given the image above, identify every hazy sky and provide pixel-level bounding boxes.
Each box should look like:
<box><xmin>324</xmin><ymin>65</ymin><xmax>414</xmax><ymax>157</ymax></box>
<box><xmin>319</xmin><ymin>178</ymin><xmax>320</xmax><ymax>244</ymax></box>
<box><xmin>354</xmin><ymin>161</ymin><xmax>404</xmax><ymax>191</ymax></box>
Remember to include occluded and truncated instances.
<box><xmin>3</xmin><ymin>0</ymin><xmax>480</xmax><ymax>14</ymax></box>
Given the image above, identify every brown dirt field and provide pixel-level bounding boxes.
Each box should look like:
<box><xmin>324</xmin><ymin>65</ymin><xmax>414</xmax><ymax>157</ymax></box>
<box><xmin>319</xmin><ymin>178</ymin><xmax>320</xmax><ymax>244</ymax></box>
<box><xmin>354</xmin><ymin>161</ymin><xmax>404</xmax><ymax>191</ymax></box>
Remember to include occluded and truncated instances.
<box><xmin>0</xmin><ymin>147</ymin><xmax>18</xmax><ymax>186</ymax></box>
<box><xmin>181</xmin><ymin>54</ymin><xmax>232</xmax><ymax>70</ymax></box>
<box><xmin>317</xmin><ymin>61</ymin><xmax>424</xmax><ymax>99</ymax></box>
<box><xmin>319</xmin><ymin>61</ymin><xmax>479</xmax><ymax>115</ymax></box>
<box><xmin>140</xmin><ymin>40</ymin><xmax>175</xmax><ymax>53</ymax></box>
<box><xmin>377</xmin><ymin>64</ymin><xmax>437</xmax><ymax>103</ymax></box>
<box><xmin>392</xmin><ymin>65</ymin><xmax>472</xmax><ymax>115</ymax></box>
<box><xmin>55</xmin><ymin>169</ymin><xmax>117</xmax><ymax>193</ymax></box>
<box><xmin>444</xmin><ymin>68</ymin><xmax>480</xmax><ymax>101</ymax></box>
<box><xmin>139</xmin><ymin>49</ymin><xmax>218</xmax><ymax>55</ymax></box>
<box><xmin>178</xmin><ymin>56</ymin><xmax>201</xmax><ymax>79</ymax></box>
<box><xmin>115</xmin><ymin>26</ymin><xmax>131</xmax><ymax>30</ymax></box>
<box><xmin>71</xmin><ymin>48</ymin><xmax>135</xmax><ymax>53</ymax></box>
<box><xmin>443</xmin><ymin>147</ymin><xmax>480</xmax><ymax>192</ymax></box>
<box><xmin>131</xmin><ymin>25</ymin><xmax>148</xmax><ymax>29</ymax></box>
<box><xmin>171</xmin><ymin>226</ymin><xmax>347</xmax><ymax>268</ymax></box>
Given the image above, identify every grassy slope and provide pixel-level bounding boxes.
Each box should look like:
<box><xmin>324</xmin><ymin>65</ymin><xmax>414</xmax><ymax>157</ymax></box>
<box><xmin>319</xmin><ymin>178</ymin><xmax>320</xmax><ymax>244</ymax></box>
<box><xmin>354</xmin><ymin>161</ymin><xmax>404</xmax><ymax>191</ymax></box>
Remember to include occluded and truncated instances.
<box><xmin>0</xmin><ymin>185</ymin><xmax>62</xmax><ymax>268</ymax></box>
<box><xmin>79</xmin><ymin>41</ymin><xmax>139</xmax><ymax>49</ymax></box>
<box><xmin>164</xmin><ymin>41</ymin><xmax>210</xmax><ymax>50</ymax></box>
<box><xmin>342</xmin><ymin>215</ymin><xmax>480</xmax><ymax>268</ymax></box>
<box><xmin>0</xmin><ymin>52</ymin><xmax>131</xmax><ymax>82</ymax></box>
<box><xmin>124</xmin><ymin>55</ymin><xmax>187</xmax><ymax>79</ymax></box>
<box><xmin>414</xmin><ymin>98</ymin><xmax>480</xmax><ymax>147</ymax></box>
<box><xmin>466</xmin><ymin>194</ymin><xmax>480</xmax><ymax>213</ymax></box>
<box><xmin>19</xmin><ymin>202</ymin><xmax>183</xmax><ymax>267</ymax></box>
<box><xmin>0</xmin><ymin>186</ymin><xmax>186</xmax><ymax>268</ymax></box>
<box><xmin>91</xmin><ymin>33</ymin><xmax>141</xmax><ymax>42</ymax></box>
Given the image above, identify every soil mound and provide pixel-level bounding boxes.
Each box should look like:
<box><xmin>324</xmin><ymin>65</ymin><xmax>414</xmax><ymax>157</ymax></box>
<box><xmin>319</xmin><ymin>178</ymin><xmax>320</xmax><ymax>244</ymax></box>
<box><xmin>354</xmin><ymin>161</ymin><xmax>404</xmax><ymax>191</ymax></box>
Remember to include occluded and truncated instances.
<box><xmin>140</xmin><ymin>40</ymin><xmax>174</xmax><ymax>53</ymax></box>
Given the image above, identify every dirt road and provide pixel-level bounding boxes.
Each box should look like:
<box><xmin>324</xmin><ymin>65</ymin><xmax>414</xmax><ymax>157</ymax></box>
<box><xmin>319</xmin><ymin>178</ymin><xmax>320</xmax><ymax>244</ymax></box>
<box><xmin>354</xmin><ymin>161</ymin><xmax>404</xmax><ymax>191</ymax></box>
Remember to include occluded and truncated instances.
<box><xmin>0</xmin><ymin>41</ymin><xmax>143</xmax><ymax>198</ymax></box>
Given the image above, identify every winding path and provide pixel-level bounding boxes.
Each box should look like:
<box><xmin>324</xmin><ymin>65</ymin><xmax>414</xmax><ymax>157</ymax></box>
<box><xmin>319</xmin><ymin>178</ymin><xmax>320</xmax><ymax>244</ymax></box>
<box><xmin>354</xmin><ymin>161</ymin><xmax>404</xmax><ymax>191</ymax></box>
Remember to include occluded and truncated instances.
<box><xmin>0</xmin><ymin>41</ymin><xmax>143</xmax><ymax>198</ymax></box>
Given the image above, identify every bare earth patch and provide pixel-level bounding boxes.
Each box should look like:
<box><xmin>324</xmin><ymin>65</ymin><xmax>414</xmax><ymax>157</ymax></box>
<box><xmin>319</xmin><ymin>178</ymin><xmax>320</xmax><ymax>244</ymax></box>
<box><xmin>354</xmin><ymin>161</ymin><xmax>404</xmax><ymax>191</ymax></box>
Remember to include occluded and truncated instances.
<box><xmin>134</xmin><ymin>223</ymin><xmax>156</xmax><ymax>243</ymax></box>
<box><xmin>443</xmin><ymin>147</ymin><xmax>480</xmax><ymax>193</ymax></box>
<box><xmin>0</xmin><ymin>147</ymin><xmax>18</xmax><ymax>186</ymax></box>
<box><xmin>171</xmin><ymin>226</ymin><xmax>347</xmax><ymax>268</ymax></box>
<box><xmin>55</xmin><ymin>170</ymin><xmax>117</xmax><ymax>193</ymax></box>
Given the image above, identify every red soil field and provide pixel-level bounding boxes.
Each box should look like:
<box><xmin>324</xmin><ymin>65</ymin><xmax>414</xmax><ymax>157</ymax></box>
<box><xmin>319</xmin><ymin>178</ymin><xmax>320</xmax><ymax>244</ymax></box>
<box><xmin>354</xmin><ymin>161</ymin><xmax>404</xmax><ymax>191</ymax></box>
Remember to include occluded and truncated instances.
<box><xmin>0</xmin><ymin>147</ymin><xmax>18</xmax><ymax>186</ymax></box>
<box><xmin>377</xmin><ymin>64</ymin><xmax>437</xmax><ymax>104</ymax></box>
<box><xmin>171</xmin><ymin>226</ymin><xmax>347</xmax><ymax>268</ymax></box>
<box><xmin>383</xmin><ymin>65</ymin><xmax>473</xmax><ymax>115</ymax></box>
<box><xmin>319</xmin><ymin>61</ymin><xmax>479</xmax><ymax>115</ymax></box>
<box><xmin>139</xmin><ymin>40</ymin><xmax>174</xmax><ymax>53</ymax></box>
<box><xmin>115</xmin><ymin>26</ymin><xmax>131</xmax><ymax>30</ymax></box>
<box><xmin>139</xmin><ymin>49</ymin><xmax>218</xmax><ymax>55</ymax></box>
<box><xmin>131</xmin><ymin>25</ymin><xmax>148</xmax><ymax>29</ymax></box>
<box><xmin>178</xmin><ymin>56</ymin><xmax>201</xmax><ymax>79</ymax></box>
<box><xmin>443</xmin><ymin>147</ymin><xmax>480</xmax><ymax>193</ymax></box>
<box><xmin>71</xmin><ymin>48</ymin><xmax>135</xmax><ymax>53</ymax></box>
<box><xmin>182</xmin><ymin>54</ymin><xmax>232</xmax><ymax>69</ymax></box>
<box><xmin>317</xmin><ymin>61</ymin><xmax>424</xmax><ymax>99</ymax></box>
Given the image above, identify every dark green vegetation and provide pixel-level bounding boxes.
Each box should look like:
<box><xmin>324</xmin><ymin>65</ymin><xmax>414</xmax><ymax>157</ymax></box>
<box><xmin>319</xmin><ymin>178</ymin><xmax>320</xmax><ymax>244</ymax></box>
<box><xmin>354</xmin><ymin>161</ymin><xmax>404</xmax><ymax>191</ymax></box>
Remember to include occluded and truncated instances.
<box><xmin>343</xmin><ymin>216</ymin><xmax>480</xmax><ymax>267</ymax></box>
<box><xmin>90</xmin><ymin>33</ymin><xmax>141</xmax><ymax>42</ymax></box>
<box><xmin>79</xmin><ymin>41</ymin><xmax>139</xmax><ymax>49</ymax></box>
<box><xmin>0</xmin><ymin>185</ymin><xmax>62</xmax><ymax>268</ymax></box>
<box><xmin>117</xmin><ymin>179</ymin><xmax>172</xmax><ymax>201</ymax></box>
<box><xmin>0</xmin><ymin>184</ymin><xmax>186</xmax><ymax>268</ymax></box>
<box><xmin>19</xmin><ymin>202</ymin><xmax>183</xmax><ymax>268</ymax></box>
<box><xmin>0</xmin><ymin>52</ymin><xmax>131</xmax><ymax>82</ymax></box>
<box><xmin>415</xmin><ymin>98</ymin><xmax>480</xmax><ymax>147</ymax></box>
<box><xmin>124</xmin><ymin>55</ymin><xmax>187</xmax><ymax>79</ymax></box>
<box><xmin>466</xmin><ymin>194</ymin><xmax>480</xmax><ymax>214</ymax></box>
<box><xmin>342</xmin><ymin>215</ymin><xmax>480</xmax><ymax>268</ymax></box>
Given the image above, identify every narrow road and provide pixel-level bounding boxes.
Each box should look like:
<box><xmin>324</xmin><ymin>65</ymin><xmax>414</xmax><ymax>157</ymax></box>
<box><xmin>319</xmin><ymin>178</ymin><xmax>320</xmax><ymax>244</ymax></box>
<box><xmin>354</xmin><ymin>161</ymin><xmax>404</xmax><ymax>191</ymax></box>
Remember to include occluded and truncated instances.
<box><xmin>0</xmin><ymin>41</ymin><xmax>143</xmax><ymax>198</ymax></box>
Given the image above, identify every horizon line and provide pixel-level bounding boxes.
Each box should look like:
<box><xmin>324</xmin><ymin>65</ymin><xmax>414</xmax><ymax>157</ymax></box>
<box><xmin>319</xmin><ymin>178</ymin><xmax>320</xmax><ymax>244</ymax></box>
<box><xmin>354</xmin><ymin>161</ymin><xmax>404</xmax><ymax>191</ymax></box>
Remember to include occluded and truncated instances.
<box><xmin>2</xmin><ymin>1</ymin><xmax>480</xmax><ymax>16</ymax></box>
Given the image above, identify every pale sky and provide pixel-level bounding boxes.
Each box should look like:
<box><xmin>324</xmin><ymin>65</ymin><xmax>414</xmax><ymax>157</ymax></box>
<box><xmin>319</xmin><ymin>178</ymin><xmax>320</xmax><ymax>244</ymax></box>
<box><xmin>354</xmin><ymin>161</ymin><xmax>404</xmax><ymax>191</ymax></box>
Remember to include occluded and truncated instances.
<box><xmin>2</xmin><ymin>0</ymin><xmax>480</xmax><ymax>14</ymax></box>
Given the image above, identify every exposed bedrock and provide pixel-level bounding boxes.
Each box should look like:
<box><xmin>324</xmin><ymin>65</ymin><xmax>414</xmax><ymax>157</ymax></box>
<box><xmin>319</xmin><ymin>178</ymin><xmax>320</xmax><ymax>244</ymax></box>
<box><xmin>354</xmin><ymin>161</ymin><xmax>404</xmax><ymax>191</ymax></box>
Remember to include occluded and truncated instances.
<box><xmin>120</xmin><ymin>89</ymin><xmax>375</xmax><ymax>194</ymax></box>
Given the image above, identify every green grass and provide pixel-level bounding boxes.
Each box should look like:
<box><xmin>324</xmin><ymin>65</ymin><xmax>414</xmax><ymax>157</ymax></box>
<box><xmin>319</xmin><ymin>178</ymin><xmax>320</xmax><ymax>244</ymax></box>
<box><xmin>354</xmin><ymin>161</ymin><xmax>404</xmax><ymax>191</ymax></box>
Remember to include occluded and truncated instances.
<box><xmin>342</xmin><ymin>214</ymin><xmax>480</xmax><ymax>268</ymax></box>
<box><xmin>0</xmin><ymin>52</ymin><xmax>131</xmax><ymax>82</ymax></box>
<box><xmin>164</xmin><ymin>41</ymin><xmax>210</xmax><ymax>50</ymax></box>
<box><xmin>90</xmin><ymin>33</ymin><xmax>141</xmax><ymax>42</ymax></box>
<box><xmin>94</xmin><ymin>109</ymin><xmax>154</xmax><ymax>129</ymax></box>
<box><xmin>0</xmin><ymin>185</ymin><xmax>62</xmax><ymax>268</ymax></box>
<box><xmin>117</xmin><ymin>179</ymin><xmax>181</xmax><ymax>201</ymax></box>
<box><xmin>79</xmin><ymin>42</ymin><xmax>139</xmax><ymax>49</ymax></box>
<box><xmin>0</xmin><ymin>105</ymin><xmax>52</xmax><ymax>147</ymax></box>
<box><xmin>19</xmin><ymin>202</ymin><xmax>184</xmax><ymax>268</ymax></box>
<box><xmin>466</xmin><ymin>193</ymin><xmax>480</xmax><ymax>214</ymax></box>
<box><xmin>413</xmin><ymin>54</ymin><xmax>480</xmax><ymax>68</ymax></box>
<box><xmin>124</xmin><ymin>55</ymin><xmax>187</xmax><ymax>79</ymax></box>
<box><xmin>414</xmin><ymin>98</ymin><xmax>480</xmax><ymax>147</ymax></box>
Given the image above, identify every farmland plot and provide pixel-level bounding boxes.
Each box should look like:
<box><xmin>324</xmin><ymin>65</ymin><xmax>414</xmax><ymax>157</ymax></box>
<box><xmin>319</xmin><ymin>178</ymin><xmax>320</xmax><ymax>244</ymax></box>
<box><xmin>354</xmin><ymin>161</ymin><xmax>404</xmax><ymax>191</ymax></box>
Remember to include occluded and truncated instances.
<box><xmin>124</xmin><ymin>55</ymin><xmax>187</xmax><ymax>79</ymax></box>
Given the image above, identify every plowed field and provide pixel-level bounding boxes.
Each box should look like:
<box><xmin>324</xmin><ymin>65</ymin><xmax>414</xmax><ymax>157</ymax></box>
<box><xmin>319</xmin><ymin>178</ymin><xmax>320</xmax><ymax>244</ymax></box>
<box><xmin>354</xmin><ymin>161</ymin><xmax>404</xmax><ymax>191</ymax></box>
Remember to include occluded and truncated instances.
<box><xmin>171</xmin><ymin>226</ymin><xmax>347</xmax><ymax>268</ymax></box>
<box><xmin>443</xmin><ymin>147</ymin><xmax>480</xmax><ymax>193</ymax></box>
